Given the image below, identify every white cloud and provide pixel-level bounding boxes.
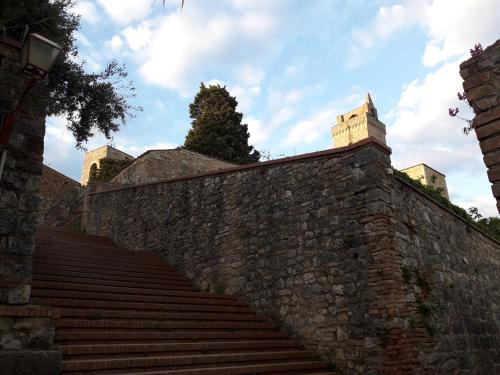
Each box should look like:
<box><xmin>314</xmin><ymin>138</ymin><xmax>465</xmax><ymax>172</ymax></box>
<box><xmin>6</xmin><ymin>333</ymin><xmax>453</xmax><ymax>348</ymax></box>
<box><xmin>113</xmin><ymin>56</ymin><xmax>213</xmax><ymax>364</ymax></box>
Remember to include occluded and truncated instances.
<box><xmin>117</xmin><ymin>3</ymin><xmax>280</xmax><ymax>95</ymax></box>
<box><xmin>123</xmin><ymin>25</ymin><xmax>152</xmax><ymax>52</ymax></box>
<box><xmin>386</xmin><ymin>58</ymin><xmax>497</xmax><ymax>213</ymax></box>
<box><xmin>422</xmin><ymin>0</ymin><xmax>500</xmax><ymax>66</ymax></box>
<box><xmin>454</xmin><ymin>195</ymin><xmax>498</xmax><ymax>218</ymax></box>
<box><xmin>349</xmin><ymin>0</ymin><xmax>500</xmax><ymax>68</ymax></box>
<box><xmin>348</xmin><ymin>0</ymin><xmax>426</xmax><ymax>68</ymax></box>
<box><xmin>283</xmin><ymin>94</ymin><xmax>361</xmax><ymax>148</ymax></box>
<box><xmin>96</xmin><ymin>0</ymin><xmax>152</xmax><ymax>24</ymax></box>
<box><xmin>72</xmin><ymin>1</ymin><xmax>100</xmax><ymax>24</ymax></box>
<box><xmin>105</xmin><ymin>35</ymin><xmax>124</xmax><ymax>53</ymax></box>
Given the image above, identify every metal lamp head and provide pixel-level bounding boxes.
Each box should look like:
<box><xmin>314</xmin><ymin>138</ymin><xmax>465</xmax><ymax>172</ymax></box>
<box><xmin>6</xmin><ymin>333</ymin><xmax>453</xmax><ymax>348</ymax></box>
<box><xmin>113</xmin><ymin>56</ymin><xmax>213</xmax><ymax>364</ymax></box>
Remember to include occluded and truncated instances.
<box><xmin>22</xmin><ymin>33</ymin><xmax>61</xmax><ymax>78</ymax></box>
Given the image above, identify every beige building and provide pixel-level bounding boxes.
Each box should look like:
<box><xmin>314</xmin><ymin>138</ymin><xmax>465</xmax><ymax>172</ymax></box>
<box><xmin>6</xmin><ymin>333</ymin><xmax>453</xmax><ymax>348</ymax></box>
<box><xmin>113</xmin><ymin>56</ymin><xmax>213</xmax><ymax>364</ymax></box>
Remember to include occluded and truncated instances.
<box><xmin>80</xmin><ymin>145</ymin><xmax>133</xmax><ymax>185</ymax></box>
<box><xmin>400</xmin><ymin>163</ymin><xmax>449</xmax><ymax>199</ymax></box>
<box><xmin>331</xmin><ymin>93</ymin><xmax>387</xmax><ymax>148</ymax></box>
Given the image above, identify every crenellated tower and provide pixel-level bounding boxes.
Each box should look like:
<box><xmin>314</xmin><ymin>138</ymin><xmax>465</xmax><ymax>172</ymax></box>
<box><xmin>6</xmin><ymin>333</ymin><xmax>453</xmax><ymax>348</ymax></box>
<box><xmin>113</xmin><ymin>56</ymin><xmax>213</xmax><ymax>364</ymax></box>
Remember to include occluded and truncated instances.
<box><xmin>331</xmin><ymin>93</ymin><xmax>387</xmax><ymax>147</ymax></box>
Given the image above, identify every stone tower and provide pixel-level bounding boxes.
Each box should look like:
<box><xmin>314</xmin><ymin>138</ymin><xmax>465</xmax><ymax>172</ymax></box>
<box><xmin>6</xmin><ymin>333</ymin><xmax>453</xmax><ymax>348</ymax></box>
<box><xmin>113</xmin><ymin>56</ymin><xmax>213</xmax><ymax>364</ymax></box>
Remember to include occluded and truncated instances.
<box><xmin>400</xmin><ymin>163</ymin><xmax>450</xmax><ymax>199</ymax></box>
<box><xmin>331</xmin><ymin>93</ymin><xmax>387</xmax><ymax>147</ymax></box>
<box><xmin>80</xmin><ymin>145</ymin><xmax>132</xmax><ymax>185</ymax></box>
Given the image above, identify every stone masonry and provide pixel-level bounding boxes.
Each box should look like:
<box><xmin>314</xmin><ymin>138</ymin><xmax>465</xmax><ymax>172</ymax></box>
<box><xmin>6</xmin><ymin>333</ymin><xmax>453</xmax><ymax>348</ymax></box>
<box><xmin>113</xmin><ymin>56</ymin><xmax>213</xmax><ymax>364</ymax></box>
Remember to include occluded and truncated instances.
<box><xmin>460</xmin><ymin>39</ymin><xmax>500</xmax><ymax>213</ymax></box>
<box><xmin>111</xmin><ymin>148</ymin><xmax>236</xmax><ymax>185</ymax></box>
<box><xmin>38</xmin><ymin>165</ymin><xmax>82</xmax><ymax>227</ymax></box>
<box><xmin>331</xmin><ymin>93</ymin><xmax>387</xmax><ymax>148</ymax></box>
<box><xmin>83</xmin><ymin>138</ymin><xmax>500</xmax><ymax>374</ymax></box>
<box><xmin>0</xmin><ymin>37</ymin><xmax>61</xmax><ymax>374</ymax></box>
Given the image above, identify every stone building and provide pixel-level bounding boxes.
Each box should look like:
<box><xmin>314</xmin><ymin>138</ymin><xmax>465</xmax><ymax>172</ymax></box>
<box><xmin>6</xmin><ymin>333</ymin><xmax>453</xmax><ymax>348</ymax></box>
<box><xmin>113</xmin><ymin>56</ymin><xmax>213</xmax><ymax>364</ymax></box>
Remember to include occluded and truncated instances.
<box><xmin>331</xmin><ymin>93</ymin><xmax>387</xmax><ymax>147</ymax></box>
<box><xmin>80</xmin><ymin>145</ymin><xmax>132</xmax><ymax>185</ymax></box>
<box><xmin>110</xmin><ymin>148</ymin><xmax>236</xmax><ymax>185</ymax></box>
<box><xmin>400</xmin><ymin>163</ymin><xmax>450</xmax><ymax>199</ymax></box>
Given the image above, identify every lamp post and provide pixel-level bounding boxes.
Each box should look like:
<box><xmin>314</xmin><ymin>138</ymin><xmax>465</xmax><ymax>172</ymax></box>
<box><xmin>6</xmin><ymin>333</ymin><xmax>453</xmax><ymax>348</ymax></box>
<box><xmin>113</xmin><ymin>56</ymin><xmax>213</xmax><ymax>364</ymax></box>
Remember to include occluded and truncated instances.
<box><xmin>0</xmin><ymin>33</ymin><xmax>61</xmax><ymax>180</ymax></box>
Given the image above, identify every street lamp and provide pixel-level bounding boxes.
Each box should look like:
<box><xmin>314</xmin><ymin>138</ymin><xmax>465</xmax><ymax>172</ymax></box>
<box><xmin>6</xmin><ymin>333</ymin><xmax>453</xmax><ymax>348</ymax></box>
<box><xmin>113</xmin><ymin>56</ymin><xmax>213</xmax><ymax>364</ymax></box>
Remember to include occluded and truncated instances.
<box><xmin>0</xmin><ymin>33</ymin><xmax>61</xmax><ymax>180</ymax></box>
<box><xmin>22</xmin><ymin>33</ymin><xmax>61</xmax><ymax>78</ymax></box>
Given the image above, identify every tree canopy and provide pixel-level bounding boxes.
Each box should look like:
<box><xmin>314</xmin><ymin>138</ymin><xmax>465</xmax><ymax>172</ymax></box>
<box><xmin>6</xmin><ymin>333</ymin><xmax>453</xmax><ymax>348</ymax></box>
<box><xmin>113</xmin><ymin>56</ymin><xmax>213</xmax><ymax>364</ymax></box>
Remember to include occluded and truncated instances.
<box><xmin>184</xmin><ymin>83</ymin><xmax>260</xmax><ymax>164</ymax></box>
<box><xmin>1</xmin><ymin>0</ymin><xmax>140</xmax><ymax>148</ymax></box>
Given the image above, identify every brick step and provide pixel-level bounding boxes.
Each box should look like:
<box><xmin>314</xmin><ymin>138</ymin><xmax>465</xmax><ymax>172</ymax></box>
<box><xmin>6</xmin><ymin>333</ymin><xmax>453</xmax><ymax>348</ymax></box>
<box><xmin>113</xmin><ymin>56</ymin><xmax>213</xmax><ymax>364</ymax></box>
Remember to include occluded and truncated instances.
<box><xmin>35</xmin><ymin>241</ymin><xmax>160</xmax><ymax>258</ymax></box>
<box><xmin>32</xmin><ymin>281</ymin><xmax>235</xmax><ymax>300</ymax></box>
<box><xmin>55</xmin><ymin>308</ymin><xmax>265</xmax><ymax>322</ymax></box>
<box><xmin>36</xmin><ymin>228</ymin><xmax>115</xmax><ymax>246</ymax></box>
<box><xmin>62</xmin><ymin>360</ymin><xmax>329</xmax><ymax>374</ymax></box>
<box><xmin>32</xmin><ymin>269</ymin><xmax>194</xmax><ymax>286</ymax></box>
<box><xmin>56</xmin><ymin>318</ymin><xmax>275</xmax><ymax>331</ymax></box>
<box><xmin>55</xmin><ymin>330</ymin><xmax>288</xmax><ymax>343</ymax></box>
<box><xmin>31</xmin><ymin>298</ymin><xmax>254</xmax><ymax>314</ymax></box>
<box><xmin>32</xmin><ymin>255</ymin><xmax>177</xmax><ymax>274</ymax></box>
<box><xmin>62</xmin><ymin>351</ymin><xmax>314</xmax><ymax>372</ymax></box>
<box><xmin>33</xmin><ymin>263</ymin><xmax>189</xmax><ymax>282</ymax></box>
<box><xmin>32</xmin><ymin>275</ymin><xmax>196</xmax><ymax>291</ymax></box>
<box><xmin>58</xmin><ymin>341</ymin><xmax>297</xmax><ymax>356</ymax></box>
<box><xmin>32</xmin><ymin>290</ymin><xmax>245</xmax><ymax>306</ymax></box>
<box><xmin>35</xmin><ymin>248</ymin><xmax>170</xmax><ymax>268</ymax></box>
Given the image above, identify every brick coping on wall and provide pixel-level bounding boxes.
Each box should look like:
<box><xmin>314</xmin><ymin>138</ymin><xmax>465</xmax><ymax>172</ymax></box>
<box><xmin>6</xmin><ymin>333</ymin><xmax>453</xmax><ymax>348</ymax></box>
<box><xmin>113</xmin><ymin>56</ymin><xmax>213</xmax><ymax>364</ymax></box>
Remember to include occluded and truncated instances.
<box><xmin>395</xmin><ymin>175</ymin><xmax>500</xmax><ymax>245</ymax></box>
<box><xmin>89</xmin><ymin>137</ymin><xmax>392</xmax><ymax>195</ymax></box>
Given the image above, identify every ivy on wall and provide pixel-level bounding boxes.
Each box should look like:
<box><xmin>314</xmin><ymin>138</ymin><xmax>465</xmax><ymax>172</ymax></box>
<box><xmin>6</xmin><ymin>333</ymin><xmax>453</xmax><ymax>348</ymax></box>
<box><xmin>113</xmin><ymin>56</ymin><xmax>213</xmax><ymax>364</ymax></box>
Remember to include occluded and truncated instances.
<box><xmin>395</xmin><ymin>170</ymin><xmax>500</xmax><ymax>241</ymax></box>
<box><xmin>95</xmin><ymin>158</ymin><xmax>134</xmax><ymax>182</ymax></box>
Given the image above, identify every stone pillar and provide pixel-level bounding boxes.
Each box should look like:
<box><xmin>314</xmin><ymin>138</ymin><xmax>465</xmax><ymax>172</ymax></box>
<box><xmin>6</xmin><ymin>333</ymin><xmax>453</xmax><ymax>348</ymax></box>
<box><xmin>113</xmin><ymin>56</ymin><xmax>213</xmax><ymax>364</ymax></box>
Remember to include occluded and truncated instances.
<box><xmin>0</xmin><ymin>38</ymin><xmax>61</xmax><ymax>374</ymax></box>
<box><xmin>459</xmin><ymin>39</ymin><xmax>500</xmax><ymax>213</ymax></box>
<box><xmin>0</xmin><ymin>37</ymin><xmax>46</xmax><ymax>303</ymax></box>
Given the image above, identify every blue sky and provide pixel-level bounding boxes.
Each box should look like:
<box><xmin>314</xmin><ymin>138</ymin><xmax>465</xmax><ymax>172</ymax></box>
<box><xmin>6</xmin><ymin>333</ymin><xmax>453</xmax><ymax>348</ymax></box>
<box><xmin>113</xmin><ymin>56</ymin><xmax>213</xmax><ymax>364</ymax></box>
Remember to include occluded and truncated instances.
<box><xmin>44</xmin><ymin>0</ymin><xmax>500</xmax><ymax>216</ymax></box>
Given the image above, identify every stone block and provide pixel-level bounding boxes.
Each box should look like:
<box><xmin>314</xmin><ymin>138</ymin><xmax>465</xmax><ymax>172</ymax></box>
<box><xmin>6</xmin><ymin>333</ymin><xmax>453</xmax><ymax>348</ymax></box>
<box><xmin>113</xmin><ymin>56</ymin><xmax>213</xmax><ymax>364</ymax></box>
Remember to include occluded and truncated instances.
<box><xmin>473</xmin><ymin>105</ymin><xmax>500</xmax><ymax>128</ymax></box>
<box><xmin>487</xmin><ymin>165</ymin><xmax>500</xmax><ymax>183</ymax></box>
<box><xmin>0</xmin><ymin>350</ymin><xmax>62</xmax><ymax>375</ymax></box>
<box><xmin>475</xmin><ymin>119</ymin><xmax>500</xmax><ymax>141</ymax></box>
<box><xmin>463</xmin><ymin>70</ymin><xmax>492</xmax><ymax>91</ymax></box>
<box><xmin>483</xmin><ymin>150</ymin><xmax>500</xmax><ymax>168</ymax></box>
<box><xmin>479</xmin><ymin>134</ymin><xmax>500</xmax><ymax>154</ymax></box>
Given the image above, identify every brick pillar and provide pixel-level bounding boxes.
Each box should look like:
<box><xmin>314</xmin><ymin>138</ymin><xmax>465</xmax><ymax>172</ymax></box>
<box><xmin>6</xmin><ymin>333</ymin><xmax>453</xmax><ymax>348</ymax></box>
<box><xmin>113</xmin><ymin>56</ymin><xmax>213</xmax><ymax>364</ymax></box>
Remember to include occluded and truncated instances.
<box><xmin>459</xmin><ymin>39</ymin><xmax>500</xmax><ymax>213</ymax></box>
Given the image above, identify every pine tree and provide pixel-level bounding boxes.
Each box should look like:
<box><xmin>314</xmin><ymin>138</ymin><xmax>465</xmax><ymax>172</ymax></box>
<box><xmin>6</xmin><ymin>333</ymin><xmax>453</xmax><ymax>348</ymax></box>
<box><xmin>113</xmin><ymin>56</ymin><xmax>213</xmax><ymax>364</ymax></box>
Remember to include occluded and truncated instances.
<box><xmin>184</xmin><ymin>83</ymin><xmax>260</xmax><ymax>164</ymax></box>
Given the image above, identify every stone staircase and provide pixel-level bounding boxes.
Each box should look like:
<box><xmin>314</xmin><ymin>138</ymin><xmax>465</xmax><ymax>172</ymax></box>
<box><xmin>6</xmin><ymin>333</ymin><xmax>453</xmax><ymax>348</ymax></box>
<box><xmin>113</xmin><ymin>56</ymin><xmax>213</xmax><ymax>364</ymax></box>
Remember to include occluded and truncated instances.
<box><xmin>31</xmin><ymin>228</ymin><xmax>335</xmax><ymax>374</ymax></box>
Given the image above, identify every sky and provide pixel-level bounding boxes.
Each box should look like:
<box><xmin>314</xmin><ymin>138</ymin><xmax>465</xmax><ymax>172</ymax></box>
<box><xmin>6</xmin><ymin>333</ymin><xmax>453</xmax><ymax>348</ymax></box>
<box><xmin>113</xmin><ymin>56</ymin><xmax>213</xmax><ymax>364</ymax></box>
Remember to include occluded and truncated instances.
<box><xmin>44</xmin><ymin>0</ymin><xmax>500</xmax><ymax>216</ymax></box>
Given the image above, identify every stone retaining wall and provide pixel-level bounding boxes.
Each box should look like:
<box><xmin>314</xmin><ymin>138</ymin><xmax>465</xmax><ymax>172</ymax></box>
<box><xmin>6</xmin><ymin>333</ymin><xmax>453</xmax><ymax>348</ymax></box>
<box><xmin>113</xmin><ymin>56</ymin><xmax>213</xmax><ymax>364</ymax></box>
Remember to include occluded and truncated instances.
<box><xmin>83</xmin><ymin>139</ymin><xmax>500</xmax><ymax>374</ymax></box>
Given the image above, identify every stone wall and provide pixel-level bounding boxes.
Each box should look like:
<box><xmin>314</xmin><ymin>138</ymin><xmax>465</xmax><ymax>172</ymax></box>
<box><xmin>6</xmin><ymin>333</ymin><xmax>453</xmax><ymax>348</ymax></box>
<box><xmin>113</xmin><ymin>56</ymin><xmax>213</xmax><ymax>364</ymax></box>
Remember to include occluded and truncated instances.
<box><xmin>82</xmin><ymin>139</ymin><xmax>500</xmax><ymax>374</ymax></box>
<box><xmin>460</xmin><ymin>39</ymin><xmax>500</xmax><ymax>213</ymax></box>
<box><xmin>0</xmin><ymin>306</ymin><xmax>61</xmax><ymax>375</ymax></box>
<box><xmin>110</xmin><ymin>148</ymin><xmax>236</xmax><ymax>185</ymax></box>
<box><xmin>38</xmin><ymin>165</ymin><xmax>82</xmax><ymax>227</ymax></box>
<box><xmin>391</xmin><ymin>177</ymin><xmax>500</xmax><ymax>375</ymax></box>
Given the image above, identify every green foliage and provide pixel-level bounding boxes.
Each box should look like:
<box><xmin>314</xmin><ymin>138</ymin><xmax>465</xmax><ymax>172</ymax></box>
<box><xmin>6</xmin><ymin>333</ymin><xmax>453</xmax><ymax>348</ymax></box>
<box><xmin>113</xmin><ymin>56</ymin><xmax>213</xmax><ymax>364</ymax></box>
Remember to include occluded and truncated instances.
<box><xmin>184</xmin><ymin>83</ymin><xmax>260</xmax><ymax>164</ymax></box>
<box><xmin>395</xmin><ymin>170</ymin><xmax>500</xmax><ymax>241</ymax></box>
<box><xmin>94</xmin><ymin>157</ymin><xmax>133</xmax><ymax>182</ymax></box>
<box><xmin>1</xmin><ymin>0</ymin><xmax>140</xmax><ymax>148</ymax></box>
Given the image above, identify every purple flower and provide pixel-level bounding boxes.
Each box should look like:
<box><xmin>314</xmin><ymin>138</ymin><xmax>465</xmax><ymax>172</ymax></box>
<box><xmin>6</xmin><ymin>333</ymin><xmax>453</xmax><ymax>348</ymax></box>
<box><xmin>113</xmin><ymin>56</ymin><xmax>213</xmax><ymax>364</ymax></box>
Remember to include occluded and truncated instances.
<box><xmin>448</xmin><ymin>108</ymin><xmax>459</xmax><ymax>117</ymax></box>
<box><xmin>457</xmin><ymin>92</ymin><xmax>467</xmax><ymax>101</ymax></box>
<box><xmin>470</xmin><ymin>43</ymin><xmax>483</xmax><ymax>57</ymax></box>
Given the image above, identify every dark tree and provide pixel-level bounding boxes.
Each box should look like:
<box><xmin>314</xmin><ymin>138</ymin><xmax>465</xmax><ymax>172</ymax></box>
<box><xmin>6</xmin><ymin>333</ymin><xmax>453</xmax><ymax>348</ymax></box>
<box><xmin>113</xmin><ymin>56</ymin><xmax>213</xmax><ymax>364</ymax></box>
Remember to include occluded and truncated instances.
<box><xmin>184</xmin><ymin>83</ymin><xmax>260</xmax><ymax>164</ymax></box>
<box><xmin>1</xmin><ymin>0</ymin><xmax>140</xmax><ymax>148</ymax></box>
